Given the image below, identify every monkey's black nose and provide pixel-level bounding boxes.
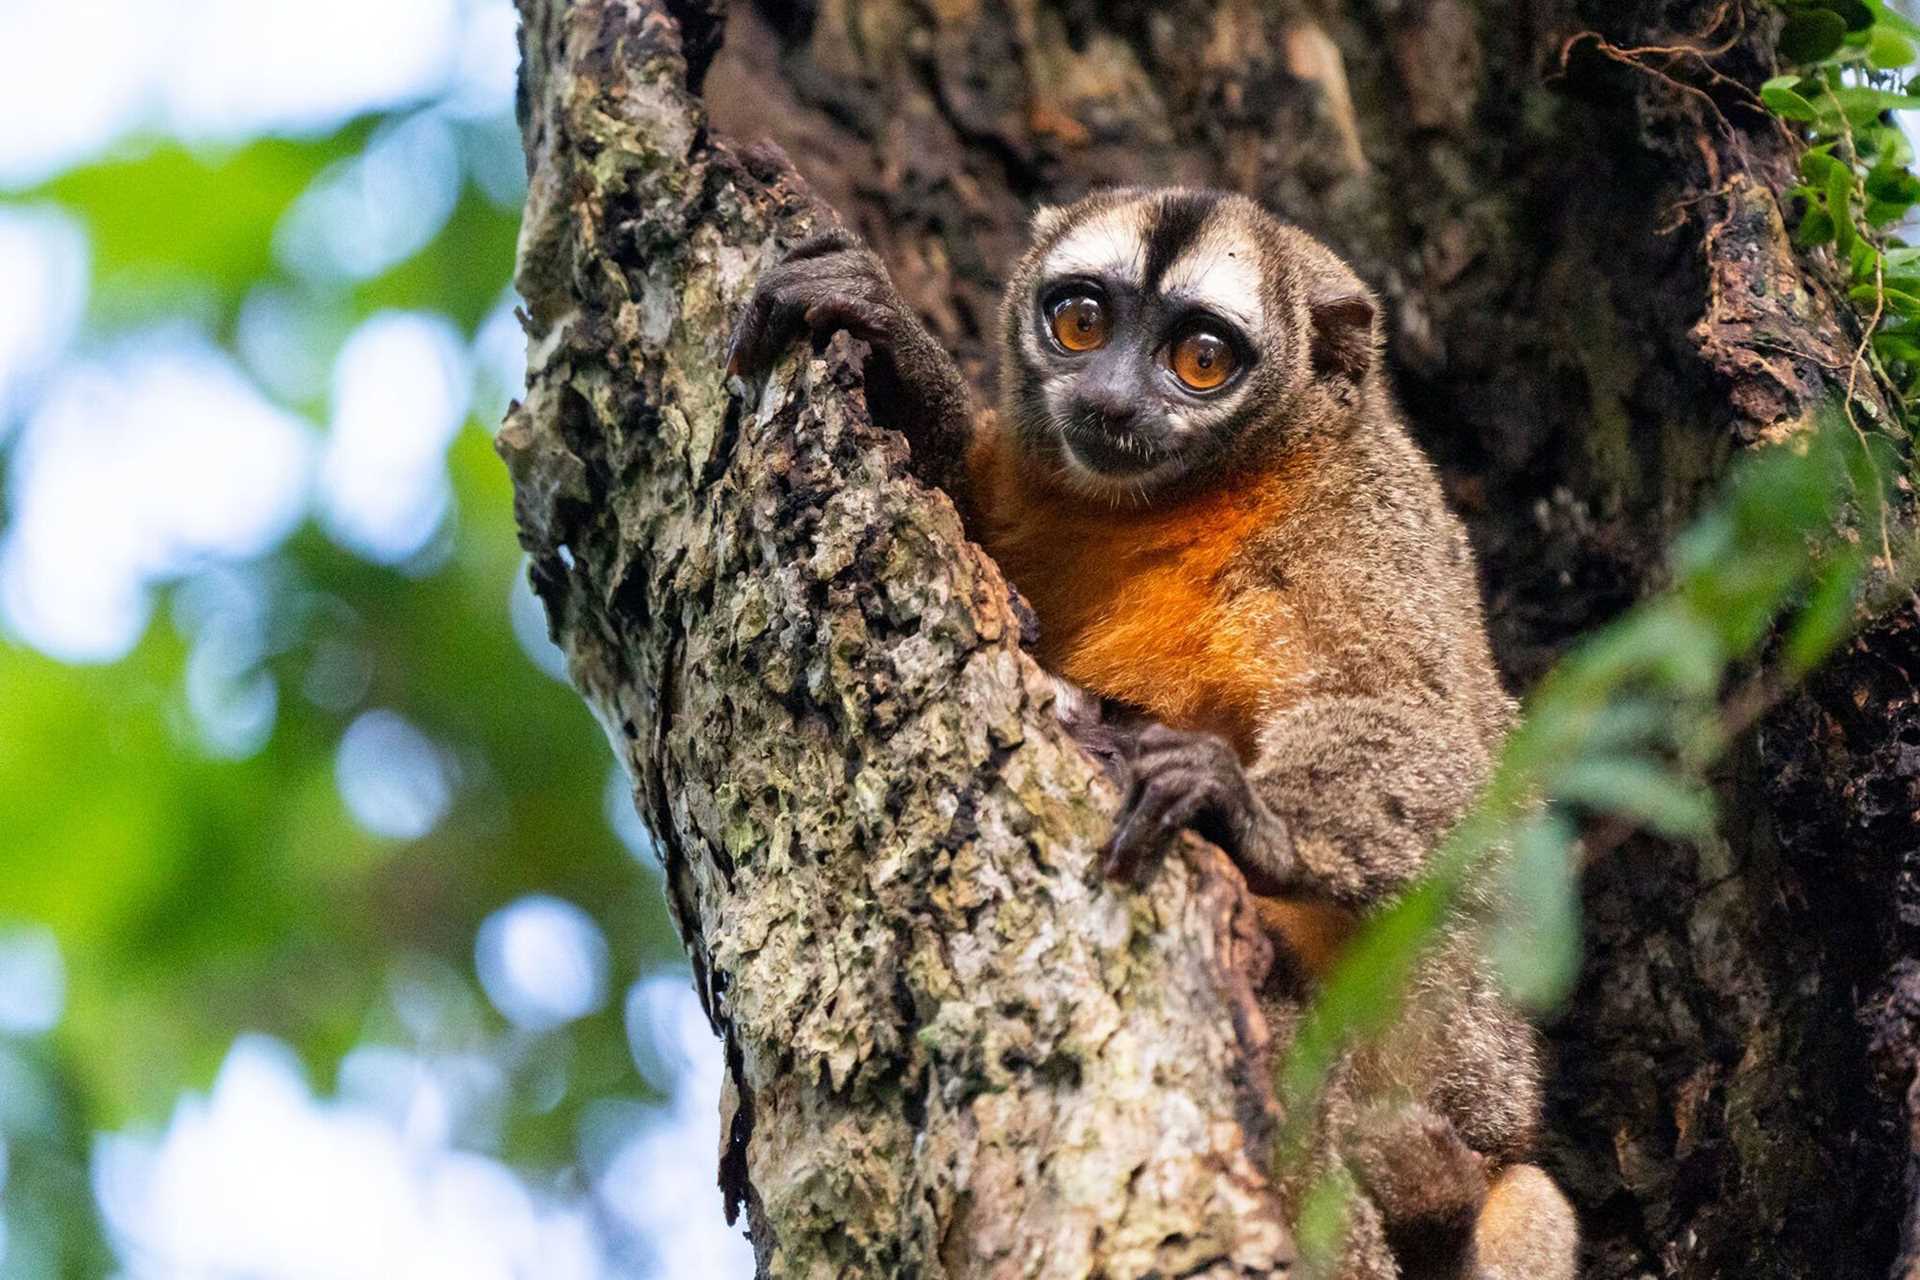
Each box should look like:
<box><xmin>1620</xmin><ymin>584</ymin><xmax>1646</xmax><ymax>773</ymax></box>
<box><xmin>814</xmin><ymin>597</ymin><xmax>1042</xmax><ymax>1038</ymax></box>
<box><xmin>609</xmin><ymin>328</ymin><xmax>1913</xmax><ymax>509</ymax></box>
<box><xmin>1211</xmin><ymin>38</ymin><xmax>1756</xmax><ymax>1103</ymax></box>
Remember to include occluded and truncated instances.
<box><xmin>1062</xmin><ymin>397</ymin><xmax>1165</xmax><ymax>475</ymax></box>
<box><xmin>1074</xmin><ymin>390</ymin><xmax>1140</xmax><ymax>432</ymax></box>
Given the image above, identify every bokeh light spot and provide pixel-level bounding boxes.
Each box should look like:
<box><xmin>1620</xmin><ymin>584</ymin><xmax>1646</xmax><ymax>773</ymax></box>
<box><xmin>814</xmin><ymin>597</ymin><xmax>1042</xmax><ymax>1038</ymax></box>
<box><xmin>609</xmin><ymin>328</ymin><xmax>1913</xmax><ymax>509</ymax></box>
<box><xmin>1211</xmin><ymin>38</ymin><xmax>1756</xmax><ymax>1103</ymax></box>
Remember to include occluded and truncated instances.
<box><xmin>603</xmin><ymin>976</ymin><xmax>754</xmax><ymax>1278</ymax></box>
<box><xmin>277</xmin><ymin>113</ymin><xmax>462</xmax><ymax>285</ymax></box>
<box><xmin>0</xmin><ymin>339</ymin><xmax>314</xmax><ymax>663</ymax></box>
<box><xmin>92</xmin><ymin>1035</ymin><xmax>606</xmax><ymax>1280</ymax></box>
<box><xmin>335</xmin><ymin>709</ymin><xmax>455</xmax><ymax>840</ymax></box>
<box><xmin>319</xmin><ymin>312</ymin><xmax>470</xmax><ymax>565</ymax></box>
<box><xmin>475</xmin><ymin>896</ymin><xmax>609</xmax><ymax>1032</ymax></box>
<box><xmin>0</xmin><ymin>925</ymin><xmax>66</xmax><ymax>1036</ymax></box>
<box><xmin>509</xmin><ymin>560</ymin><xmax>567</xmax><ymax>682</ymax></box>
<box><xmin>602</xmin><ymin>767</ymin><xmax>660</xmax><ymax>868</ymax></box>
<box><xmin>0</xmin><ymin>206</ymin><xmax>88</xmax><ymax>429</ymax></box>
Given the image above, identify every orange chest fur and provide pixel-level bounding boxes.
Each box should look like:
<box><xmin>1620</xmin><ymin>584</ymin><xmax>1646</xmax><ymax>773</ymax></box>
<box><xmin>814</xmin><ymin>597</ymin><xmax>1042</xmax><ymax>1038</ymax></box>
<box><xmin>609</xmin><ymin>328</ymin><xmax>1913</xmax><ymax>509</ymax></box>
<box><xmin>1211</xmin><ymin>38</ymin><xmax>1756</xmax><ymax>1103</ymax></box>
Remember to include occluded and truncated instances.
<box><xmin>968</xmin><ymin>433</ymin><xmax>1352</xmax><ymax>978</ymax></box>
<box><xmin>971</xmin><ymin>438</ymin><xmax>1301</xmax><ymax>758</ymax></box>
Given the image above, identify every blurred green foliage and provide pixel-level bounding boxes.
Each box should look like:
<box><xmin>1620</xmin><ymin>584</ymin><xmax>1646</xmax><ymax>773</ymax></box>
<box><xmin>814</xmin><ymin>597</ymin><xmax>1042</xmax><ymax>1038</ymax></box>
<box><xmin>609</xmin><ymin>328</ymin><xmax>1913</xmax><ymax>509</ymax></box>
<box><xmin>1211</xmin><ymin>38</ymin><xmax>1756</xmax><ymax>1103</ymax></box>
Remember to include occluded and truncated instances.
<box><xmin>1278</xmin><ymin>0</ymin><xmax>1920</xmax><ymax>1232</ymax></box>
<box><xmin>48</xmin><ymin>132</ymin><xmax>370</xmax><ymax>305</ymax></box>
<box><xmin>0</xmin><ymin>85</ymin><xmax>683</xmax><ymax>1277</ymax></box>
<box><xmin>1282</xmin><ymin>405</ymin><xmax>1906</xmax><ymax>1273</ymax></box>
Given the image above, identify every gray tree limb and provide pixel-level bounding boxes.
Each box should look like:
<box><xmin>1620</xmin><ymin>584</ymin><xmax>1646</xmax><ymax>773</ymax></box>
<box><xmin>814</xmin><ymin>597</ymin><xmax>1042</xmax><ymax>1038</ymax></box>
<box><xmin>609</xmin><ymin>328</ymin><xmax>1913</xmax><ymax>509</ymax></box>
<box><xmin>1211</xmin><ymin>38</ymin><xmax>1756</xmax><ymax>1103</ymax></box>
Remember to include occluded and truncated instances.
<box><xmin>501</xmin><ymin>1</ymin><xmax>1294</xmax><ymax>1274</ymax></box>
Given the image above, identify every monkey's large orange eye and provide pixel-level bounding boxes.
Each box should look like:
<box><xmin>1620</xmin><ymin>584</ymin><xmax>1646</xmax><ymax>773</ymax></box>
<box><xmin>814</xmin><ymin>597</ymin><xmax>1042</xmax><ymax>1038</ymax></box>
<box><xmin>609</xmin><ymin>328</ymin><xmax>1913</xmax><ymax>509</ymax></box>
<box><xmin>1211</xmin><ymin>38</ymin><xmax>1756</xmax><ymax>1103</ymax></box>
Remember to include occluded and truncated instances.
<box><xmin>1048</xmin><ymin>293</ymin><xmax>1112</xmax><ymax>352</ymax></box>
<box><xmin>1170</xmin><ymin>328</ymin><xmax>1237</xmax><ymax>391</ymax></box>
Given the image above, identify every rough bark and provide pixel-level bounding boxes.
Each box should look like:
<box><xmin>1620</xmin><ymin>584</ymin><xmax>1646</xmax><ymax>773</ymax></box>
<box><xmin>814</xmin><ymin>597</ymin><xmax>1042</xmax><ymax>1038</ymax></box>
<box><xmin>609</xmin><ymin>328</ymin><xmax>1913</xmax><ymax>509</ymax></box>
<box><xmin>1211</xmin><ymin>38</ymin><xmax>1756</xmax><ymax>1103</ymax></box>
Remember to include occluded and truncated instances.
<box><xmin>505</xmin><ymin>0</ymin><xmax>1920</xmax><ymax>1277</ymax></box>
<box><xmin>504</xmin><ymin>2</ymin><xmax>1292</xmax><ymax>1275</ymax></box>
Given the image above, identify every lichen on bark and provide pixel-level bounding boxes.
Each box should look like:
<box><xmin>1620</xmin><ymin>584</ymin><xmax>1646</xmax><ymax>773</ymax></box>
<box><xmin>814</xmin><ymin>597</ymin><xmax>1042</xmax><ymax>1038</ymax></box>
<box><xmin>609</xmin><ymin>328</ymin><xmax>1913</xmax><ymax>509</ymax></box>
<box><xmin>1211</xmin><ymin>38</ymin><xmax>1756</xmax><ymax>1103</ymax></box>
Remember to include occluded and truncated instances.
<box><xmin>502</xmin><ymin>1</ymin><xmax>1293</xmax><ymax>1274</ymax></box>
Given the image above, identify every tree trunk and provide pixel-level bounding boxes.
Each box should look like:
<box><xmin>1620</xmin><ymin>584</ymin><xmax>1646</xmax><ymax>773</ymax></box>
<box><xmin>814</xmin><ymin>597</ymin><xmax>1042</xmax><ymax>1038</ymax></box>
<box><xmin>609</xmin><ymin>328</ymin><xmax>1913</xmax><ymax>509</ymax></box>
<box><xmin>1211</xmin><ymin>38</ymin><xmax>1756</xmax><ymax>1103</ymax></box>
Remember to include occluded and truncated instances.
<box><xmin>504</xmin><ymin>1</ymin><xmax>1920</xmax><ymax>1277</ymax></box>
<box><xmin>505</xmin><ymin>2</ymin><xmax>1292</xmax><ymax>1275</ymax></box>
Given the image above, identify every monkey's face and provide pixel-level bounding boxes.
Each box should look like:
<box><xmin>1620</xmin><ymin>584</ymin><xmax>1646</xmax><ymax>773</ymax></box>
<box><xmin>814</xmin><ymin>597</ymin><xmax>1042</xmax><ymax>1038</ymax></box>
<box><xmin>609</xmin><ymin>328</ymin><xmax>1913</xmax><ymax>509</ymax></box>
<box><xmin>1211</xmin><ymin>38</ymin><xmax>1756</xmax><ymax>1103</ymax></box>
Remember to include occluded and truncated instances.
<box><xmin>1001</xmin><ymin>188</ymin><xmax>1376</xmax><ymax>505</ymax></box>
<box><xmin>1004</xmin><ymin>190</ymin><xmax>1278</xmax><ymax>501</ymax></box>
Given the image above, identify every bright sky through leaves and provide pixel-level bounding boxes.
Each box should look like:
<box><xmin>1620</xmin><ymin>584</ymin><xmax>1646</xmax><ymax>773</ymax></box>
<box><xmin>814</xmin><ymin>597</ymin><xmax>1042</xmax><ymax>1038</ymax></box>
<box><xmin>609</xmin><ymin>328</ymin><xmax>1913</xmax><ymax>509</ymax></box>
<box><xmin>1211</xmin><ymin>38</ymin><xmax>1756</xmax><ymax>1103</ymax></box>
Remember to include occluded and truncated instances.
<box><xmin>0</xmin><ymin>1</ymin><xmax>753</xmax><ymax>1275</ymax></box>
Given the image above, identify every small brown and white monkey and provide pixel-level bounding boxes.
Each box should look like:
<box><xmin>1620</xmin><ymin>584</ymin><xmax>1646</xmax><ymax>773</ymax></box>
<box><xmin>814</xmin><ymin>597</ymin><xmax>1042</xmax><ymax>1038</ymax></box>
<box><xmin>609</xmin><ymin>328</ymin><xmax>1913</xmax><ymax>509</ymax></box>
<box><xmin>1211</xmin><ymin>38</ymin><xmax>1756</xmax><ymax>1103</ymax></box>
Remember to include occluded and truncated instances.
<box><xmin>729</xmin><ymin>186</ymin><xmax>1578</xmax><ymax>1280</ymax></box>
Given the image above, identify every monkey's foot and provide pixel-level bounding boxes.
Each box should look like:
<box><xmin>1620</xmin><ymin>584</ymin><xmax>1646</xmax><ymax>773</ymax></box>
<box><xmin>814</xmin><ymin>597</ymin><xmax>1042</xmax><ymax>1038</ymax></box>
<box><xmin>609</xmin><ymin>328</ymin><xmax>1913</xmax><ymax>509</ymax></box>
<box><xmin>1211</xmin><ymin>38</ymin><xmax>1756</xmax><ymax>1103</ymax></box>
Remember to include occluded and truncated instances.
<box><xmin>1343</xmin><ymin>1102</ymin><xmax>1489</xmax><ymax>1233</ymax></box>
<box><xmin>1344</xmin><ymin>1102</ymin><xmax>1491</xmax><ymax>1280</ymax></box>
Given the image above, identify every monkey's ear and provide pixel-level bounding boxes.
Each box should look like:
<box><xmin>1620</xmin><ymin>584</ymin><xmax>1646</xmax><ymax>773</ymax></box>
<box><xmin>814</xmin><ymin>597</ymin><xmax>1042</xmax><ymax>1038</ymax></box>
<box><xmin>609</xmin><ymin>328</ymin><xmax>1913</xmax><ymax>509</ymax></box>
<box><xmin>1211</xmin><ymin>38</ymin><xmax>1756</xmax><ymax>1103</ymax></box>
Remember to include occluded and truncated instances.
<box><xmin>1031</xmin><ymin>204</ymin><xmax>1070</xmax><ymax>238</ymax></box>
<box><xmin>1309</xmin><ymin>293</ymin><xmax>1376</xmax><ymax>383</ymax></box>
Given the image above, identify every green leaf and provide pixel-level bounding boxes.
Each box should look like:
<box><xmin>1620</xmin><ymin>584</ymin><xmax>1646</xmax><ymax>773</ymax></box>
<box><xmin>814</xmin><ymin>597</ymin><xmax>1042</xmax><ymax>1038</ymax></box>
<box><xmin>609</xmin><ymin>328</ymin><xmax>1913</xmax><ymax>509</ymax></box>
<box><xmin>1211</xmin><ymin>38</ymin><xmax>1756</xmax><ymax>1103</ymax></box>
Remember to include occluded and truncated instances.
<box><xmin>1796</xmin><ymin>206</ymin><xmax>1838</xmax><ymax>247</ymax></box>
<box><xmin>1489</xmin><ymin>814</ymin><xmax>1582</xmax><ymax>1012</ymax></box>
<box><xmin>1645</xmin><ymin>608</ymin><xmax>1736</xmax><ymax>695</ymax></box>
<box><xmin>1553</xmin><ymin>757</ymin><xmax>1718</xmax><ymax>840</ymax></box>
<box><xmin>1850</xmin><ymin>282</ymin><xmax>1920</xmax><ymax>310</ymax></box>
<box><xmin>1571</xmin><ymin>700</ymin><xmax>1681</xmax><ymax>754</ymax></box>
<box><xmin>1858</xmin><ymin>122</ymin><xmax>1915</xmax><ymax>166</ymax></box>
<box><xmin>1832</xmin><ymin>85</ymin><xmax>1920</xmax><ymax>125</ymax></box>
<box><xmin>1276</xmin><ymin>875</ymin><xmax>1452</xmax><ymax>1108</ymax></box>
<box><xmin>1293</xmin><ymin>1170</ymin><xmax>1360</xmax><ymax>1275</ymax></box>
<box><xmin>1801</xmin><ymin>147</ymin><xmax>1845</xmax><ymax>185</ymax></box>
<box><xmin>1549</xmin><ymin>598</ymin><xmax>1726</xmax><ymax>700</ymax></box>
<box><xmin>1781</xmin><ymin>8</ymin><xmax>1849</xmax><ymax>63</ymax></box>
<box><xmin>1866</xmin><ymin>163</ymin><xmax>1920</xmax><ymax>203</ymax></box>
<box><xmin>1824</xmin><ymin>0</ymin><xmax>1876</xmax><ymax>32</ymax></box>
<box><xmin>1831</xmin><ymin>162</ymin><xmax>1859</xmax><ymax>256</ymax></box>
<box><xmin>1763</xmin><ymin>77</ymin><xmax>1822</xmax><ymax>121</ymax></box>
<box><xmin>1866</xmin><ymin>0</ymin><xmax>1920</xmax><ymax>40</ymax></box>
<box><xmin>1867</xmin><ymin>198</ymin><xmax>1914</xmax><ymax>226</ymax></box>
<box><xmin>1784</xmin><ymin>546</ymin><xmax>1869</xmax><ymax>675</ymax></box>
<box><xmin>1870</xmin><ymin>28</ymin><xmax>1918</xmax><ymax>69</ymax></box>
<box><xmin>1853</xmin><ymin>234</ymin><xmax>1886</xmax><ymax>280</ymax></box>
<box><xmin>1874</xmin><ymin>331</ymin><xmax>1920</xmax><ymax>361</ymax></box>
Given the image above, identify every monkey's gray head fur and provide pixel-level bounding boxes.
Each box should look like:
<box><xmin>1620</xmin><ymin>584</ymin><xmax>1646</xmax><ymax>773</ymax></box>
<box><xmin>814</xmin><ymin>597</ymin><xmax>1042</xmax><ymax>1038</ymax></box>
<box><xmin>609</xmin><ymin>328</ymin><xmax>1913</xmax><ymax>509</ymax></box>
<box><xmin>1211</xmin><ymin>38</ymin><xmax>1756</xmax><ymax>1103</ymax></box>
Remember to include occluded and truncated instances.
<box><xmin>997</xmin><ymin>187</ymin><xmax>1380</xmax><ymax>504</ymax></box>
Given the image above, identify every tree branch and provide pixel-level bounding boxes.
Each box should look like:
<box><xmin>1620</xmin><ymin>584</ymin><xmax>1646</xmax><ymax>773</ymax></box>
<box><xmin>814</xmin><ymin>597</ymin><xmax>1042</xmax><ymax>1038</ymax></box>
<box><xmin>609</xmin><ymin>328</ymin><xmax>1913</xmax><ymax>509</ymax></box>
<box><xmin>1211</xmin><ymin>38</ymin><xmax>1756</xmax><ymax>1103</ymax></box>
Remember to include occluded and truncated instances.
<box><xmin>500</xmin><ymin>1</ymin><xmax>1293</xmax><ymax>1273</ymax></box>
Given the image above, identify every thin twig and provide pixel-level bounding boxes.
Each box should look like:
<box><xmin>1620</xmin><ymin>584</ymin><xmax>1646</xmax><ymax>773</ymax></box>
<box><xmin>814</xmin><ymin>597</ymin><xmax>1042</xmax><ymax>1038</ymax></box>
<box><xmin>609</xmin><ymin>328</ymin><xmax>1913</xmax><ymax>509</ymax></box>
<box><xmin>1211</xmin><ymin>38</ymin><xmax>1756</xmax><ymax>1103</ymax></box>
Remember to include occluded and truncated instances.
<box><xmin>1821</xmin><ymin>78</ymin><xmax>1901</xmax><ymax>577</ymax></box>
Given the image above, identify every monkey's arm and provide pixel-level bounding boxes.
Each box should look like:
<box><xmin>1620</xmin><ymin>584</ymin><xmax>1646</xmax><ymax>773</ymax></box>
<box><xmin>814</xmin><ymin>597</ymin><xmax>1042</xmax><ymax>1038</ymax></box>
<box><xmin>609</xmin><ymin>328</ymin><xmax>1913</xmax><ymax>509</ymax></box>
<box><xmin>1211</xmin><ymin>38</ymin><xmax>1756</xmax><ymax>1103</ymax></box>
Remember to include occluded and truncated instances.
<box><xmin>1251</xmin><ymin>694</ymin><xmax>1493</xmax><ymax>905</ymax></box>
<box><xmin>1103</xmin><ymin>696</ymin><xmax>1489</xmax><ymax>910</ymax></box>
<box><xmin>726</xmin><ymin>230</ymin><xmax>982</xmax><ymax>523</ymax></box>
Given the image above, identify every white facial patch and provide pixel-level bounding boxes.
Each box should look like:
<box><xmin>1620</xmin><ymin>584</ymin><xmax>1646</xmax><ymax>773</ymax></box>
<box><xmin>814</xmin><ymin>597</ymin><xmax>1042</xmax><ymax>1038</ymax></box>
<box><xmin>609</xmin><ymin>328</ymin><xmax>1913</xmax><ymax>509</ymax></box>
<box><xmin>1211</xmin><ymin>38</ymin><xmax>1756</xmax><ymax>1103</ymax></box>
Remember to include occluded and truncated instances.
<box><xmin>1039</xmin><ymin>203</ymin><xmax>1148</xmax><ymax>286</ymax></box>
<box><xmin>1158</xmin><ymin>228</ymin><xmax>1264</xmax><ymax>334</ymax></box>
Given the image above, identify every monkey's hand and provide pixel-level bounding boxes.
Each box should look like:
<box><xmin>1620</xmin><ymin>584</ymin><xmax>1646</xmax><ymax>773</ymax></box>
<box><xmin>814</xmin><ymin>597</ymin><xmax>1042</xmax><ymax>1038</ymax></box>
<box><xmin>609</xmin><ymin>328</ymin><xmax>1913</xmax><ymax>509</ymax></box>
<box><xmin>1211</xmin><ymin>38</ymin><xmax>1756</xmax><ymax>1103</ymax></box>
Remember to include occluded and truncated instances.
<box><xmin>1103</xmin><ymin>723</ymin><xmax>1298</xmax><ymax>891</ymax></box>
<box><xmin>1049</xmin><ymin>676</ymin><xmax>1133</xmax><ymax>790</ymax></box>
<box><xmin>727</xmin><ymin>229</ymin><xmax>912</xmax><ymax>375</ymax></box>
<box><xmin>726</xmin><ymin>229</ymin><xmax>978</xmax><ymax>513</ymax></box>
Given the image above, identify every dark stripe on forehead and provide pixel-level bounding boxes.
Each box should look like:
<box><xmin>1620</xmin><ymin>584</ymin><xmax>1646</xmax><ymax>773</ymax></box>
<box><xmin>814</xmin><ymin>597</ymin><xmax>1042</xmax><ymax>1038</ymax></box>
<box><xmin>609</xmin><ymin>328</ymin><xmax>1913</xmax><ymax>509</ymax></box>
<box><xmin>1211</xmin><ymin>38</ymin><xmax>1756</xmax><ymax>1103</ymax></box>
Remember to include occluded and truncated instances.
<box><xmin>1141</xmin><ymin>191</ymin><xmax>1220</xmax><ymax>292</ymax></box>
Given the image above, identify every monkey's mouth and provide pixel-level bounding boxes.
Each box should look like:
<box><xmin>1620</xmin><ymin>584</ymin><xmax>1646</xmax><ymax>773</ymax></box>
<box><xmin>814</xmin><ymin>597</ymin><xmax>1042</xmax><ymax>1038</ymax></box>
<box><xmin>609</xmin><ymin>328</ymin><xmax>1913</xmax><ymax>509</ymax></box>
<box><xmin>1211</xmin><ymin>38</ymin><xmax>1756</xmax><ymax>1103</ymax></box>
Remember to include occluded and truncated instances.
<box><xmin>1059</xmin><ymin>425</ymin><xmax>1170</xmax><ymax>477</ymax></box>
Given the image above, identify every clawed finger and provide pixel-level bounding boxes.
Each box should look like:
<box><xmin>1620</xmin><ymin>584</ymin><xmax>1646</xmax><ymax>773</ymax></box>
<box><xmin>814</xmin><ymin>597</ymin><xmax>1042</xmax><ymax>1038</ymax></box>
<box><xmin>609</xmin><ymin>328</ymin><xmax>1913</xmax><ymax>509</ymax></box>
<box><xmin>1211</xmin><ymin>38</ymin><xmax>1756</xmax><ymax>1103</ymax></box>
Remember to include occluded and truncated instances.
<box><xmin>725</xmin><ymin>251</ymin><xmax>894</xmax><ymax>379</ymax></box>
<box><xmin>1103</xmin><ymin>773</ymin><xmax>1212</xmax><ymax>885</ymax></box>
<box><xmin>1102</xmin><ymin>782</ymin><xmax>1165</xmax><ymax>882</ymax></box>
<box><xmin>803</xmin><ymin>300</ymin><xmax>884</xmax><ymax>344</ymax></box>
<box><xmin>784</xmin><ymin>228</ymin><xmax>862</xmax><ymax>262</ymax></box>
<box><xmin>725</xmin><ymin>288</ymin><xmax>796</xmax><ymax>378</ymax></box>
